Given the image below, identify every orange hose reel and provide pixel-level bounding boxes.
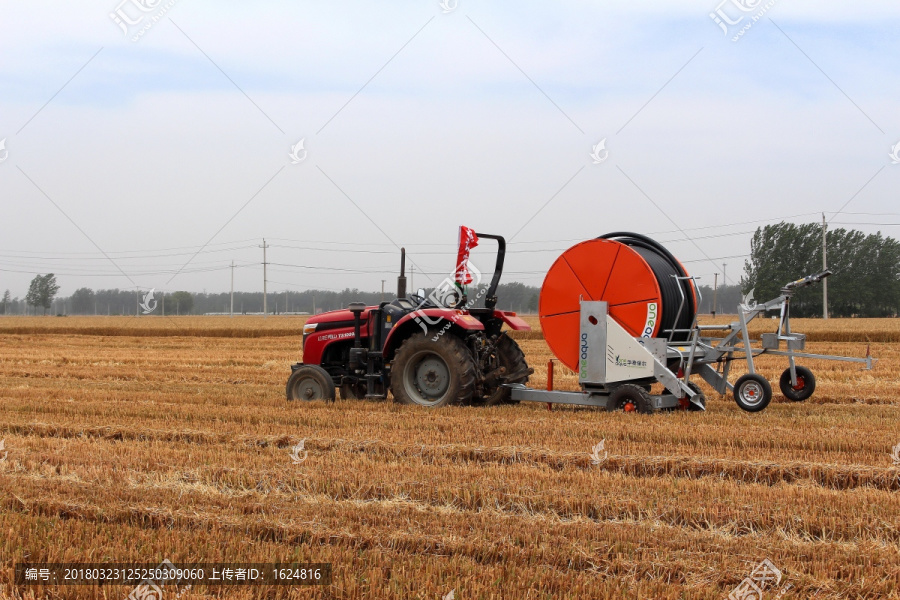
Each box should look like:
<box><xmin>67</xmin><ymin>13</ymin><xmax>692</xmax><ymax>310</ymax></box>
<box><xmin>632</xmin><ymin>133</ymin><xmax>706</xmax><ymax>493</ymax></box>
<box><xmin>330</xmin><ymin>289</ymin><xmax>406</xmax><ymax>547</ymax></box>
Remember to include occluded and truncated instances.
<box><xmin>539</xmin><ymin>237</ymin><xmax>695</xmax><ymax>371</ymax></box>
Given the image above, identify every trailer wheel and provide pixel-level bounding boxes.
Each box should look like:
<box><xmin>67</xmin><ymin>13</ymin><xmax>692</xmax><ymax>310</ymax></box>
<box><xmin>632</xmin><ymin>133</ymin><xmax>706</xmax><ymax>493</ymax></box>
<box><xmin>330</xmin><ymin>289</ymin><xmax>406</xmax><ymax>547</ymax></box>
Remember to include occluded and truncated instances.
<box><xmin>607</xmin><ymin>384</ymin><xmax>656</xmax><ymax>414</ymax></box>
<box><xmin>391</xmin><ymin>332</ymin><xmax>476</xmax><ymax>408</ymax></box>
<box><xmin>779</xmin><ymin>366</ymin><xmax>816</xmax><ymax>402</ymax></box>
<box><xmin>482</xmin><ymin>333</ymin><xmax>530</xmax><ymax>406</ymax></box>
<box><xmin>733</xmin><ymin>374</ymin><xmax>772</xmax><ymax>412</ymax></box>
<box><xmin>286</xmin><ymin>364</ymin><xmax>336</xmax><ymax>402</ymax></box>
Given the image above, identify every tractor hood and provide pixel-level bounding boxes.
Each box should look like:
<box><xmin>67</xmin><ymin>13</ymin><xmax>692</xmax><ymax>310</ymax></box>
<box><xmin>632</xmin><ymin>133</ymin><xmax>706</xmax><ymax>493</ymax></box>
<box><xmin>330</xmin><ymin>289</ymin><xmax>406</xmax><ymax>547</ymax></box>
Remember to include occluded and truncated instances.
<box><xmin>302</xmin><ymin>306</ymin><xmax>376</xmax><ymax>343</ymax></box>
<box><xmin>306</xmin><ymin>306</ymin><xmax>375</xmax><ymax>325</ymax></box>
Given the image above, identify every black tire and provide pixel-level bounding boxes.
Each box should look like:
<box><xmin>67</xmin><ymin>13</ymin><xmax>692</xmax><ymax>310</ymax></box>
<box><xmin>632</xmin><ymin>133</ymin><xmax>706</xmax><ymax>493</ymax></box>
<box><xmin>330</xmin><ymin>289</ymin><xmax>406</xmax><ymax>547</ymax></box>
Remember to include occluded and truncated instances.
<box><xmin>684</xmin><ymin>382</ymin><xmax>706</xmax><ymax>411</ymax></box>
<box><xmin>733</xmin><ymin>374</ymin><xmax>772</xmax><ymax>412</ymax></box>
<box><xmin>341</xmin><ymin>380</ymin><xmax>386</xmax><ymax>400</ymax></box>
<box><xmin>340</xmin><ymin>382</ymin><xmax>367</xmax><ymax>400</ymax></box>
<box><xmin>779</xmin><ymin>366</ymin><xmax>816</xmax><ymax>402</ymax></box>
<box><xmin>391</xmin><ymin>332</ymin><xmax>476</xmax><ymax>408</ymax></box>
<box><xmin>606</xmin><ymin>384</ymin><xmax>656</xmax><ymax>414</ymax></box>
<box><xmin>286</xmin><ymin>364</ymin><xmax>336</xmax><ymax>402</ymax></box>
<box><xmin>482</xmin><ymin>333</ymin><xmax>530</xmax><ymax>406</ymax></box>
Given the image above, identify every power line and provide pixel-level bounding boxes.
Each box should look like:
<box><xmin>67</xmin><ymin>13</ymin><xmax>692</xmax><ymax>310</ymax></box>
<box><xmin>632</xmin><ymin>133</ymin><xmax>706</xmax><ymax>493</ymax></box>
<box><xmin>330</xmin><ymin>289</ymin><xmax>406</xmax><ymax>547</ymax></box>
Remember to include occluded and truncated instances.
<box><xmin>0</xmin><ymin>239</ymin><xmax>260</xmax><ymax>257</ymax></box>
<box><xmin>0</xmin><ymin>262</ymin><xmax>256</xmax><ymax>277</ymax></box>
<box><xmin>0</xmin><ymin>211</ymin><xmax>836</xmax><ymax>261</ymax></box>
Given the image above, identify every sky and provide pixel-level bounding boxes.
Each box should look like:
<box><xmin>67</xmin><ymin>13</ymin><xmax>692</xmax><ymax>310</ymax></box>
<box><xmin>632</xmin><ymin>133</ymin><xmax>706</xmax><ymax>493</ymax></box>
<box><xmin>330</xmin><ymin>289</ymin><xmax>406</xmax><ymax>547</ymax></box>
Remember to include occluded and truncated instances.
<box><xmin>1</xmin><ymin>0</ymin><xmax>898</xmax><ymax>300</ymax></box>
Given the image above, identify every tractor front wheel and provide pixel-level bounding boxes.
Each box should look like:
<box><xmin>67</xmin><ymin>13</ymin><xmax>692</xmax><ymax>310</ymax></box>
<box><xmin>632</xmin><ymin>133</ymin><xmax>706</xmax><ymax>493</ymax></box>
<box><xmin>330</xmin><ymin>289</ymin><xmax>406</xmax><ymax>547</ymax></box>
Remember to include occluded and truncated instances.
<box><xmin>286</xmin><ymin>364</ymin><xmax>336</xmax><ymax>402</ymax></box>
<box><xmin>340</xmin><ymin>382</ymin><xmax>367</xmax><ymax>400</ymax></box>
<box><xmin>391</xmin><ymin>332</ymin><xmax>476</xmax><ymax>408</ymax></box>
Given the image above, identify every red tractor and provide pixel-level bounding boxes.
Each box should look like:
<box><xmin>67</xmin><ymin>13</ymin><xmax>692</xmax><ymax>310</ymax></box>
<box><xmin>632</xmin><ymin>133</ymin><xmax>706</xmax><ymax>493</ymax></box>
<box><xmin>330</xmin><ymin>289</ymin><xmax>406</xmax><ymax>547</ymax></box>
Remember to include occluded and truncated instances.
<box><xmin>286</xmin><ymin>233</ymin><xmax>533</xmax><ymax>407</ymax></box>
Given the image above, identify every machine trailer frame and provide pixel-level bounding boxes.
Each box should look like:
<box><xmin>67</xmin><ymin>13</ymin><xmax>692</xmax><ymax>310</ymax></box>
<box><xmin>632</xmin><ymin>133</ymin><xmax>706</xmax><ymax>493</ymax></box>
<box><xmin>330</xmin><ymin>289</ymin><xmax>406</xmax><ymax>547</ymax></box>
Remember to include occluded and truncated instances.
<box><xmin>509</xmin><ymin>270</ymin><xmax>875</xmax><ymax>413</ymax></box>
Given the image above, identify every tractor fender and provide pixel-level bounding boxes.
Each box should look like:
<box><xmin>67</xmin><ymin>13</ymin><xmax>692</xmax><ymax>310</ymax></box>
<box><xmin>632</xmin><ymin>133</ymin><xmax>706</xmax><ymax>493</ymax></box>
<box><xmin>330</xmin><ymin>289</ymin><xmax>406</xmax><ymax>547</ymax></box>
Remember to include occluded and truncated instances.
<box><xmin>383</xmin><ymin>309</ymin><xmax>484</xmax><ymax>361</ymax></box>
<box><xmin>493</xmin><ymin>310</ymin><xmax>531</xmax><ymax>331</ymax></box>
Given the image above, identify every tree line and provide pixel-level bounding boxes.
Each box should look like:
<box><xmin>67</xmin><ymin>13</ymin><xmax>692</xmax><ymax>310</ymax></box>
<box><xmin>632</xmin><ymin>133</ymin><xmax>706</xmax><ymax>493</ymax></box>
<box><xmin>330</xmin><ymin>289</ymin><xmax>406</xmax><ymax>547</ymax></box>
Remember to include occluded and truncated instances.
<box><xmin>3</xmin><ymin>223</ymin><xmax>896</xmax><ymax>318</ymax></box>
<box><xmin>0</xmin><ymin>278</ymin><xmax>749</xmax><ymax>317</ymax></box>
<box><xmin>742</xmin><ymin>222</ymin><xmax>900</xmax><ymax>317</ymax></box>
<box><xmin>0</xmin><ymin>279</ymin><xmax>543</xmax><ymax>316</ymax></box>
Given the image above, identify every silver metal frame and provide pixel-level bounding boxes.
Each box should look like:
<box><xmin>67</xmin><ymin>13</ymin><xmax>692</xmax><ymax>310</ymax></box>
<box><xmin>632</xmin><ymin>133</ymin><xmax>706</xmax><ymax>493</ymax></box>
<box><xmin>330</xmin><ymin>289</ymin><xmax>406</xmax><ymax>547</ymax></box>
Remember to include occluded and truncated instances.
<box><xmin>509</xmin><ymin>301</ymin><xmax>702</xmax><ymax>411</ymax></box>
<box><xmin>508</xmin><ymin>271</ymin><xmax>875</xmax><ymax>412</ymax></box>
<box><xmin>674</xmin><ymin>271</ymin><xmax>874</xmax><ymax>396</ymax></box>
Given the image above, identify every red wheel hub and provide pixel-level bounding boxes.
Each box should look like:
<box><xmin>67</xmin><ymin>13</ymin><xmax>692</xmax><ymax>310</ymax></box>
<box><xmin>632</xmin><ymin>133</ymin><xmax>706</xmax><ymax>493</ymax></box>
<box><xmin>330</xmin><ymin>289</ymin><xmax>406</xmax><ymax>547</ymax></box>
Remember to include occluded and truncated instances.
<box><xmin>624</xmin><ymin>401</ymin><xmax>636</xmax><ymax>412</ymax></box>
<box><xmin>793</xmin><ymin>377</ymin><xmax>806</xmax><ymax>390</ymax></box>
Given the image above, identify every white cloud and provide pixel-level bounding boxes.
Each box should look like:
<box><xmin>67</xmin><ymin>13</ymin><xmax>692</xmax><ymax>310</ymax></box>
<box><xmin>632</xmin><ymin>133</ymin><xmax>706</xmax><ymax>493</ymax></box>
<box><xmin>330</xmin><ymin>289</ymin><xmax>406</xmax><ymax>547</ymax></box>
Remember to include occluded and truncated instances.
<box><xmin>0</xmin><ymin>1</ymin><xmax>898</xmax><ymax>296</ymax></box>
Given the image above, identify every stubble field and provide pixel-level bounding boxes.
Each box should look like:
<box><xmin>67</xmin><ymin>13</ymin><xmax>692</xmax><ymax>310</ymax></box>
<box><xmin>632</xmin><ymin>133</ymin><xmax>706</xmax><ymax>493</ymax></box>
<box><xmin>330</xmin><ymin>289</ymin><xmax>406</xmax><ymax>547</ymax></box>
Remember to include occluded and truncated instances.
<box><xmin>1</xmin><ymin>315</ymin><xmax>899</xmax><ymax>599</ymax></box>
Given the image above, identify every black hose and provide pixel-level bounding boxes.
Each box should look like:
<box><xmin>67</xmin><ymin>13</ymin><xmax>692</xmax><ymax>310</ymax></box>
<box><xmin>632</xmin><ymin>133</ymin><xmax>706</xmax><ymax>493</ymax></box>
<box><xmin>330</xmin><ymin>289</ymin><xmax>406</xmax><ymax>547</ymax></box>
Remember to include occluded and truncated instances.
<box><xmin>598</xmin><ymin>232</ymin><xmax>696</xmax><ymax>341</ymax></box>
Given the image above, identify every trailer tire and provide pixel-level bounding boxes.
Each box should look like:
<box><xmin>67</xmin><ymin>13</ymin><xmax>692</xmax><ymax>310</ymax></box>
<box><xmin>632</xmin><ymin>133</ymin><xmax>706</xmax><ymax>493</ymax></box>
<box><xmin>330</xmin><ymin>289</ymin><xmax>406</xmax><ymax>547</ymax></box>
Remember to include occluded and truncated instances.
<box><xmin>779</xmin><ymin>366</ymin><xmax>815</xmax><ymax>401</ymax></box>
<box><xmin>733</xmin><ymin>374</ymin><xmax>772</xmax><ymax>412</ymax></box>
<box><xmin>286</xmin><ymin>364</ymin><xmax>336</xmax><ymax>402</ymax></box>
<box><xmin>607</xmin><ymin>384</ymin><xmax>656</xmax><ymax>414</ymax></box>
<box><xmin>391</xmin><ymin>332</ymin><xmax>476</xmax><ymax>408</ymax></box>
<box><xmin>482</xmin><ymin>333</ymin><xmax>530</xmax><ymax>406</ymax></box>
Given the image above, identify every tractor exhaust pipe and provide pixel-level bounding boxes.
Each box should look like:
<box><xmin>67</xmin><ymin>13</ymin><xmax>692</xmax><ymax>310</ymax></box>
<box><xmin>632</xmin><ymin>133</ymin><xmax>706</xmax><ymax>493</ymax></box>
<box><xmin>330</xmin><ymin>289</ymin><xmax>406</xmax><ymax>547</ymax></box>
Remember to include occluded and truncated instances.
<box><xmin>397</xmin><ymin>247</ymin><xmax>407</xmax><ymax>298</ymax></box>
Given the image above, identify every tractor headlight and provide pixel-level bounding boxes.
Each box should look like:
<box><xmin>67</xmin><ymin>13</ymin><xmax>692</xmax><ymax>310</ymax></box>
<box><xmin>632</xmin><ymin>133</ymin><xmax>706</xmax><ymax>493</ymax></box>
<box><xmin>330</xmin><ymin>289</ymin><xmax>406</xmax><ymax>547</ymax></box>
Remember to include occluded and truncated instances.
<box><xmin>303</xmin><ymin>323</ymin><xmax>317</xmax><ymax>336</ymax></box>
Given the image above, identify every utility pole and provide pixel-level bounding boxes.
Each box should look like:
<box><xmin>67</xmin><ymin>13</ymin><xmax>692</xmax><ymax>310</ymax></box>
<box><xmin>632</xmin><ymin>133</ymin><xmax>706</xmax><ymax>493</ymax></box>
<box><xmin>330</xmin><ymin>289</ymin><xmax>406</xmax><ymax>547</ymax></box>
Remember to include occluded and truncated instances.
<box><xmin>410</xmin><ymin>264</ymin><xmax>414</xmax><ymax>292</ymax></box>
<box><xmin>381</xmin><ymin>280</ymin><xmax>385</xmax><ymax>302</ymax></box>
<box><xmin>260</xmin><ymin>239</ymin><xmax>268</xmax><ymax>318</ymax></box>
<box><xmin>136</xmin><ymin>288</ymin><xmax>139</xmax><ymax>316</ymax></box>
<box><xmin>230</xmin><ymin>260</ymin><xmax>234</xmax><ymax>318</ymax></box>
<box><xmin>722</xmin><ymin>263</ymin><xmax>727</xmax><ymax>287</ymax></box>
<box><xmin>162</xmin><ymin>293</ymin><xmax>165</xmax><ymax>317</ymax></box>
<box><xmin>712</xmin><ymin>272</ymin><xmax>718</xmax><ymax>316</ymax></box>
<box><xmin>822</xmin><ymin>213</ymin><xmax>828</xmax><ymax>319</ymax></box>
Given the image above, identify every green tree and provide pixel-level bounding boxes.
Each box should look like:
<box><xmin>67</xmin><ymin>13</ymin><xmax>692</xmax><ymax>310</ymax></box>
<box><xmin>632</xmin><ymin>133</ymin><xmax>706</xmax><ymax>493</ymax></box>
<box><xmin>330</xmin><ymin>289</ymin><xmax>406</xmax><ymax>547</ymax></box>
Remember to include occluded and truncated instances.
<box><xmin>25</xmin><ymin>274</ymin><xmax>60</xmax><ymax>315</ymax></box>
<box><xmin>744</xmin><ymin>222</ymin><xmax>900</xmax><ymax>317</ymax></box>
<box><xmin>71</xmin><ymin>287</ymin><xmax>95</xmax><ymax>315</ymax></box>
<box><xmin>0</xmin><ymin>290</ymin><xmax>10</xmax><ymax>314</ymax></box>
<box><xmin>170</xmin><ymin>291</ymin><xmax>193</xmax><ymax>315</ymax></box>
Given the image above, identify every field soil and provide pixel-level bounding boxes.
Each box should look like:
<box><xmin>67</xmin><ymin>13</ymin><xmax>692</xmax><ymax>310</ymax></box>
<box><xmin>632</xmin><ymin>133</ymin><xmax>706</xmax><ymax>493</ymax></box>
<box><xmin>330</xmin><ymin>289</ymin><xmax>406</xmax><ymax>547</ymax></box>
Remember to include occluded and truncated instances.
<box><xmin>1</xmin><ymin>315</ymin><xmax>899</xmax><ymax>599</ymax></box>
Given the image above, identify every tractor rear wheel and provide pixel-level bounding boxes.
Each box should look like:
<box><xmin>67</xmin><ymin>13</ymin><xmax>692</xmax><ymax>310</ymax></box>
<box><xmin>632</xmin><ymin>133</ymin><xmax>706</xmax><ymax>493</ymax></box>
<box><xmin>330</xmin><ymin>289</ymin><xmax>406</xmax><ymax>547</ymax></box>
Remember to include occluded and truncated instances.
<box><xmin>391</xmin><ymin>332</ymin><xmax>476</xmax><ymax>408</ymax></box>
<box><xmin>482</xmin><ymin>333</ymin><xmax>530</xmax><ymax>406</ymax></box>
<box><xmin>286</xmin><ymin>364</ymin><xmax>336</xmax><ymax>402</ymax></box>
<box><xmin>606</xmin><ymin>384</ymin><xmax>656</xmax><ymax>414</ymax></box>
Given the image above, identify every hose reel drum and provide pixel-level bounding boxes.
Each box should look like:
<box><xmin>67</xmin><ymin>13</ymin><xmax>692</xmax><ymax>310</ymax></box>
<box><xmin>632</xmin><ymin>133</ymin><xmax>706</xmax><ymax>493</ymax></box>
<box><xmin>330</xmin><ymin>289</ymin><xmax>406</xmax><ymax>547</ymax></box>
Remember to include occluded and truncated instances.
<box><xmin>539</xmin><ymin>232</ymin><xmax>697</xmax><ymax>372</ymax></box>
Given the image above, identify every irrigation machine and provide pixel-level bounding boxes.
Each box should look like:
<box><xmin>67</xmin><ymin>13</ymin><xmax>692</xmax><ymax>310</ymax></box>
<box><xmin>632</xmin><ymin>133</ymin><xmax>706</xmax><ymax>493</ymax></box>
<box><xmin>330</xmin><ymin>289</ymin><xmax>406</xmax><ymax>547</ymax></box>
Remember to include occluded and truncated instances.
<box><xmin>287</xmin><ymin>229</ymin><xmax>875</xmax><ymax>413</ymax></box>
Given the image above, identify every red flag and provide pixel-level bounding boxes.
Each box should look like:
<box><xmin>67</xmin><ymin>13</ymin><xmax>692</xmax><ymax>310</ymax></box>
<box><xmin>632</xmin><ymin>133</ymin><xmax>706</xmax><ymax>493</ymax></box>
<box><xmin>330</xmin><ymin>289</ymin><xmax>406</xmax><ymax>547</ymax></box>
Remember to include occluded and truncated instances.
<box><xmin>455</xmin><ymin>226</ymin><xmax>479</xmax><ymax>285</ymax></box>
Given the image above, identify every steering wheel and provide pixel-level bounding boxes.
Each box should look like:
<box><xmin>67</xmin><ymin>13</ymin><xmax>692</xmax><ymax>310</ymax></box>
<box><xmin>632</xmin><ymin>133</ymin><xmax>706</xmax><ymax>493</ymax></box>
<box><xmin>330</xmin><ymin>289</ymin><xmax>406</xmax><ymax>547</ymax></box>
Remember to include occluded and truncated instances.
<box><xmin>407</xmin><ymin>293</ymin><xmax>427</xmax><ymax>306</ymax></box>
